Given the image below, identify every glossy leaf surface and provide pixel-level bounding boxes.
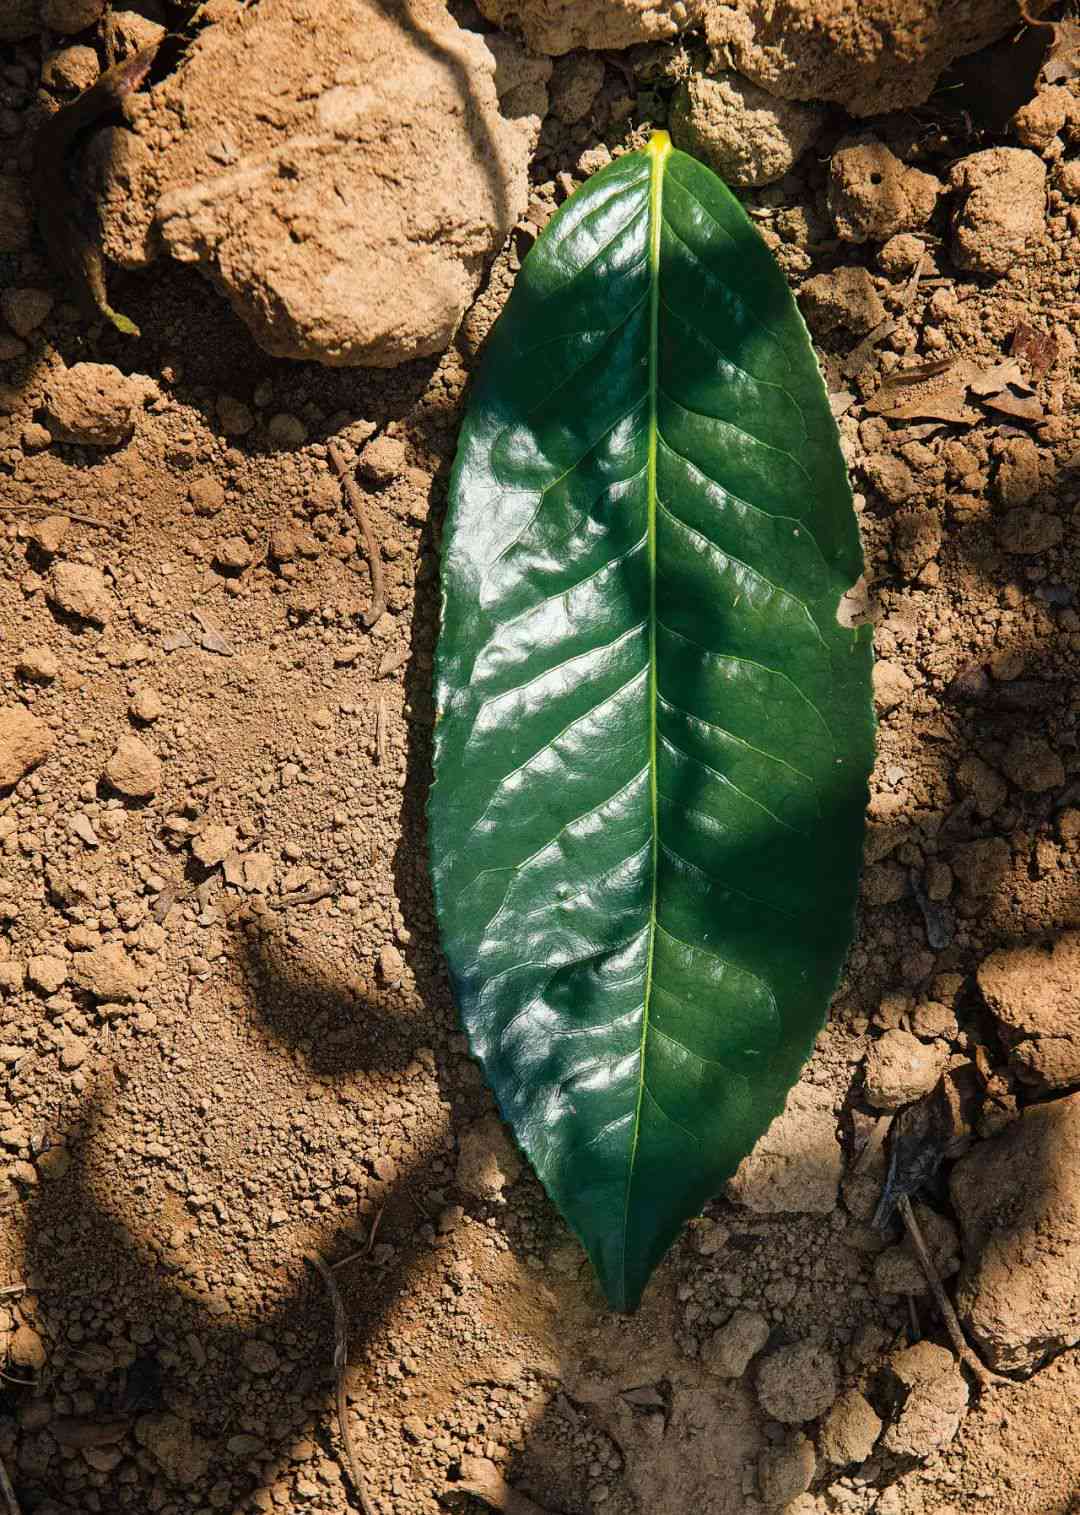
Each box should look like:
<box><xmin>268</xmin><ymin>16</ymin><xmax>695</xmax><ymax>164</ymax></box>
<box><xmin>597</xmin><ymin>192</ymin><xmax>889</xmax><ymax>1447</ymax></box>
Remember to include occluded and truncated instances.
<box><xmin>430</xmin><ymin>133</ymin><xmax>874</xmax><ymax>1311</ymax></box>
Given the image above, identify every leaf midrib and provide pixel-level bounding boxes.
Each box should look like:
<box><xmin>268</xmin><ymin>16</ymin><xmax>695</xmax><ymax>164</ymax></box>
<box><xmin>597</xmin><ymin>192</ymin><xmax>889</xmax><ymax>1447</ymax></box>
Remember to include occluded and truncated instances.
<box><xmin>619</xmin><ymin>130</ymin><xmax>671</xmax><ymax>1307</ymax></box>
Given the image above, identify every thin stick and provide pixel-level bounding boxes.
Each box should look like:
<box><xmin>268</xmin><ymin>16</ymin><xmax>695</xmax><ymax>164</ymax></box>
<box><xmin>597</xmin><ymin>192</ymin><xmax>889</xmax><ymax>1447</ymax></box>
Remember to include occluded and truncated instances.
<box><xmin>304</xmin><ymin>1251</ymin><xmax>376</xmax><ymax>1515</ymax></box>
<box><xmin>328</xmin><ymin>443</ymin><xmax>386</xmax><ymax>628</ymax></box>
<box><xmin>0</xmin><ymin>1283</ymin><xmax>26</xmax><ymax>1297</ymax></box>
<box><xmin>375</xmin><ymin>696</ymin><xmax>388</xmax><ymax>766</ymax></box>
<box><xmin>898</xmin><ymin>1196</ymin><xmax>1008</xmax><ymax>1390</ymax></box>
<box><xmin>0</xmin><ymin>504</ymin><xmax>118</xmax><ymax>531</ymax></box>
<box><xmin>0</xmin><ymin>1452</ymin><xmax>22</xmax><ymax>1515</ymax></box>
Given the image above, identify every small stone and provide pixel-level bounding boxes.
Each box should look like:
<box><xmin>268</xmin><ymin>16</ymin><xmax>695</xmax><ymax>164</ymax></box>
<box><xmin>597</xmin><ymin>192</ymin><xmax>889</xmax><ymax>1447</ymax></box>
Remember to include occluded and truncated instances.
<box><xmin>103</xmin><ymin>733</ymin><xmax>161</xmax><ymax>799</ymax></box>
<box><xmin>9</xmin><ymin>1323</ymin><xmax>46</xmax><ymax>1371</ymax></box>
<box><xmin>1002</xmin><ymin>733</ymin><xmax>1065</xmax><ymax>793</ymax></box>
<box><xmin>878</xmin><ymin>232</ymin><xmax>925</xmax><ymax>275</ymax></box>
<box><xmin>956</xmin><ymin>755</ymin><xmax>1006</xmax><ymax>817</ymax></box>
<box><xmin>994</xmin><ymin>437</ymin><xmax>1041</xmax><ymax>507</ymax></box>
<box><xmin>799</xmin><ymin>266</ymin><xmax>885</xmax><ymax>337</ymax></box>
<box><xmin>756</xmin><ymin>1341</ymin><xmax>837</xmax><ymax>1424</ymax></box>
<box><xmin>217</xmin><ymin>395</ymin><xmax>254</xmax><ymax>436</ymax></box>
<box><xmin>60</xmin><ymin>1034</ymin><xmax>87</xmax><ymax>1070</ymax></box>
<box><xmin>1013</xmin><ymin>85</ymin><xmax>1077</xmax><ymax>155</ymax></box>
<box><xmin>0</xmin><ymin>963</ymin><xmax>24</xmax><ymax>994</ymax></box>
<box><xmin>270</xmin><ymin>526</ymin><xmax>299</xmax><ymax>562</ymax></box>
<box><xmin>911</xmin><ymin>999</ymin><xmax>957</xmax><ymax>1040</ymax></box>
<box><xmin>130</xmin><ymin>685</ymin><xmax>164</xmax><ymax>723</ymax></box>
<box><xmin>728</xmin><ymin>1081</ymin><xmax>841</xmax><ymax>1214</ymax></box>
<box><xmin>863</xmin><ymin>451</ymin><xmax>915</xmax><ymax>505</ymax></box>
<box><xmin>359</xmin><ymin>434</ymin><xmax>406</xmax><ymax>486</ymax></box>
<box><xmin>191</xmin><ymin>824</ymin><xmax>238</xmax><ymax>868</ymax></box>
<box><xmin>702</xmin><ymin>1309</ymin><xmax>770</xmax><ymax>1378</ymax></box>
<box><xmin>241</xmin><ymin>853</ymin><xmax>275</xmax><ymax>893</ymax></box>
<box><xmin>266</xmin><ymin>412</ymin><xmax>307</xmax><ymax>447</ymax></box>
<box><xmin>456</xmin><ymin>1115</ymin><xmax>523</xmax><ymax>1202</ymax></box>
<box><xmin>49</xmin><ymin>561</ymin><xmax>112</xmax><ymax>624</ymax></box>
<box><xmin>872</xmin><ymin>1246</ymin><xmax>927</xmax><ymax>1297</ymax></box>
<box><xmin>189</xmin><ymin>476</ymin><xmax>225</xmax><ymax>515</ymax></box>
<box><xmin>378</xmin><ymin>942</ymin><xmax>405</xmax><ymax>985</ymax></box>
<box><xmin>950</xmin><ymin>148</ymin><xmax>1047</xmax><ymax>278</ymax></box>
<box><xmin>997</xmin><ymin>507</ymin><xmax>1063</xmax><ymax>554</ymax></box>
<box><xmin>42</xmin><ymin>42</ymin><xmax>101</xmax><ymax>93</ymax></box>
<box><xmin>670</xmin><ymin>70</ymin><xmax>823</xmax><ymax>188</ymax></box>
<box><xmin>1</xmin><ymin>287</ymin><xmax>53</xmax><ymax>337</ymax></box>
<box><xmin>28</xmin><ymin>514</ymin><xmax>70</xmax><ymax>555</ymax></box>
<box><xmin>758</xmin><ymin>1431</ymin><xmax>815</xmax><ymax>1509</ymax></box>
<box><xmin>829</xmin><ymin>140</ymin><xmax>941</xmax><ymax>243</ymax></box>
<box><xmin>44</xmin><ymin>361</ymin><xmax>139</xmax><ymax>445</ymax></box>
<box><xmin>872</xmin><ymin>659</ymin><xmax>912</xmax><ymax>714</ymax></box>
<box><xmin>241</xmin><ymin>1339</ymin><xmax>279</xmax><ymax>1374</ymax></box>
<box><xmin>977</xmin><ymin>931</ymin><xmax>1080</xmax><ymax>1090</ymax></box>
<box><xmin>215</xmin><ymin>535</ymin><xmax>253</xmax><ymax>572</ymax></box>
<box><xmin>880</xmin><ymin>1342</ymin><xmax>968</xmax><ymax>1458</ymax></box>
<box><xmin>16</xmin><ymin>646</ymin><xmax>59</xmax><ymax>683</ymax></box>
<box><xmin>0</xmin><ymin>705</ymin><xmax>53</xmax><ymax>788</ymax></box>
<box><xmin>819</xmin><ymin>1389</ymin><xmax>882</xmax><ymax>1467</ymax></box>
<box><xmin>27</xmin><ymin>955</ymin><xmax>67</xmax><ymax>994</ymax></box>
<box><xmin>41</xmin><ymin>0</ymin><xmax>105</xmax><ymax>32</ymax></box>
<box><xmin>134</xmin><ymin>1412</ymin><xmax>210</xmax><ymax>1486</ymax></box>
<box><xmin>438</xmin><ymin>1204</ymin><xmax>465</xmax><ymax>1233</ymax></box>
<box><xmin>72</xmin><ymin>941</ymin><xmax>140</xmax><ymax>1001</ymax></box>
<box><xmin>864</xmin><ymin>1029</ymin><xmax>947</xmax><ymax>1111</ymax></box>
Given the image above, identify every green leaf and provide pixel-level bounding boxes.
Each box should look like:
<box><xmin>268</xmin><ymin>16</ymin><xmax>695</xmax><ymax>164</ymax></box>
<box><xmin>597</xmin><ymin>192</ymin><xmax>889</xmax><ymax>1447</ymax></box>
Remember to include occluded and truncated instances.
<box><xmin>429</xmin><ymin>132</ymin><xmax>875</xmax><ymax>1311</ymax></box>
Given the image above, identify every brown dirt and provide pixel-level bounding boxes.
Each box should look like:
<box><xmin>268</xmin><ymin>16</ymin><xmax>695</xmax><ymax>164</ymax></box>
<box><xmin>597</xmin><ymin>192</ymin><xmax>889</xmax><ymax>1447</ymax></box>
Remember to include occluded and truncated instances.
<box><xmin>1</xmin><ymin>5</ymin><xmax>1079</xmax><ymax>1515</ymax></box>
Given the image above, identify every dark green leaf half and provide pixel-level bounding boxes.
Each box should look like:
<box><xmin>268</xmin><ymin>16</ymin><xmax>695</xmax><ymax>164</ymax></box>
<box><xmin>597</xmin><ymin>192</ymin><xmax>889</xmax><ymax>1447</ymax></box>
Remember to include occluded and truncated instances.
<box><xmin>429</xmin><ymin>133</ymin><xmax>875</xmax><ymax>1311</ymax></box>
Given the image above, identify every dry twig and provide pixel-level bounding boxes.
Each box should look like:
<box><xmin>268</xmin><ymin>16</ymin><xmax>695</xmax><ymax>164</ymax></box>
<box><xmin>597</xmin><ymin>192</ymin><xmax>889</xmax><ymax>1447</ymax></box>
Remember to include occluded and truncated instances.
<box><xmin>0</xmin><ymin>504</ymin><xmax>117</xmax><ymax>531</ymax></box>
<box><xmin>0</xmin><ymin>1452</ymin><xmax>22</xmax><ymax>1515</ymax></box>
<box><xmin>328</xmin><ymin>442</ymin><xmax>386</xmax><ymax>628</ymax></box>
<box><xmin>304</xmin><ymin>1251</ymin><xmax>376</xmax><ymax>1515</ymax></box>
<box><xmin>898</xmin><ymin>1196</ymin><xmax>1009</xmax><ymax>1391</ymax></box>
<box><xmin>375</xmin><ymin>695</ymin><xmax>389</xmax><ymax>766</ymax></box>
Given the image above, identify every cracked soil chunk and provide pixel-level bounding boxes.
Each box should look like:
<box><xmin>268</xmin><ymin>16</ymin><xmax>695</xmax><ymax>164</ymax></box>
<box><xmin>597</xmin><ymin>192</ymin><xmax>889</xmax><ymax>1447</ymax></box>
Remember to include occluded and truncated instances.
<box><xmin>0</xmin><ymin>706</ymin><xmax>53</xmax><ymax>789</ymax></box>
<box><xmin>880</xmin><ymin>1342</ymin><xmax>968</xmax><ymax>1459</ymax></box>
<box><xmin>670</xmin><ymin>70</ymin><xmax>824</xmax><ymax>187</ymax></box>
<box><xmin>96</xmin><ymin>0</ymin><xmax>546</xmax><ymax>366</ymax></box>
<box><xmin>474</xmin><ymin>0</ymin><xmax>687</xmax><ymax>53</ymax></box>
<box><xmin>951</xmin><ymin>1092</ymin><xmax>1080</xmax><ymax>1373</ymax></box>
<box><xmin>44</xmin><ymin>362</ymin><xmax>139</xmax><ymax>446</ymax></box>
<box><xmin>977</xmin><ymin>932</ymin><xmax>1080</xmax><ymax>1090</ymax></box>
<box><xmin>699</xmin><ymin>0</ymin><xmax>1021</xmax><ymax>116</ymax></box>
<box><xmin>950</xmin><ymin>148</ymin><xmax>1048</xmax><ymax>277</ymax></box>
<box><xmin>863</xmin><ymin>1029</ymin><xmax>948</xmax><ymax>1111</ymax></box>
<box><xmin>756</xmin><ymin>1341</ymin><xmax>837</xmax><ymax>1424</ymax></box>
<box><xmin>828</xmin><ymin>140</ymin><xmax>941</xmax><ymax>243</ymax></box>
